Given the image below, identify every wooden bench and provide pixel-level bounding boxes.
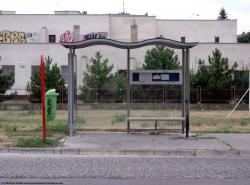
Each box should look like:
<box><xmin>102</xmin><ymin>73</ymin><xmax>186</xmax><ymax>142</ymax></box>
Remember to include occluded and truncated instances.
<box><xmin>127</xmin><ymin>116</ymin><xmax>186</xmax><ymax>132</ymax></box>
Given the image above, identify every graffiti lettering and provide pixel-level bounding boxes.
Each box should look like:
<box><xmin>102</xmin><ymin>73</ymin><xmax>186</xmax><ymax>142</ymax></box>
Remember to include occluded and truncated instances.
<box><xmin>83</xmin><ymin>32</ymin><xmax>108</xmax><ymax>40</ymax></box>
<box><xmin>59</xmin><ymin>31</ymin><xmax>73</xmax><ymax>42</ymax></box>
<box><xmin>60</xmin><ymin>31</ymin><xmax>108</xmax><ymax>43</ymax></box>
<box><xmin>0</xmin><ymin>30</ymin><xmax>32</xmax><ymax>43</ymax></box>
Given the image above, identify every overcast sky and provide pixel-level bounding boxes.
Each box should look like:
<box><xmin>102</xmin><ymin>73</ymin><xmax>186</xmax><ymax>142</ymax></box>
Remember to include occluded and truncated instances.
<box><xmin>1</xmin><ymin>0</ymin><xmax>250</xmax><ymax>33</ymax></box>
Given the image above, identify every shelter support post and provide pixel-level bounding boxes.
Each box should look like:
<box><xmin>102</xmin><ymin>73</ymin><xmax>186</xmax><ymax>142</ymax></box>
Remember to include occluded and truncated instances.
<box><xmin>127</xmin><ymin>49</ymin><xmax>131</xmax><ymax>133</ymax></box>
<box><xmin>68</xmin><ymin>49</ymin><xmax>75</xmax><ymax>136</ymax></box>
<box><xmin>185</xmin><ymin>48</ymin><xmax>190</xmax><ymax>137</ymax></box>
<box><xmin>181</xmin><ymin>49</ymin><xmax>186</xmax><ymax>135</ymax></box>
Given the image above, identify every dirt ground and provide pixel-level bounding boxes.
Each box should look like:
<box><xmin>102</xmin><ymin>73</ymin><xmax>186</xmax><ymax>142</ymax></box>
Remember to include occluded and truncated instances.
<box><xmin>0</xmin><ymin>109</ymin><xmax>249</xmax><ymax>147</ymax></box>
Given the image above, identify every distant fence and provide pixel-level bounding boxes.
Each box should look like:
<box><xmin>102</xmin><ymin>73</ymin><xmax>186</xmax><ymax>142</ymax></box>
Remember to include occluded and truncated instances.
<box><xmin>1</xmin><ymin>86</ymin><xmax>248</xmax><ymax>104</ymax></box>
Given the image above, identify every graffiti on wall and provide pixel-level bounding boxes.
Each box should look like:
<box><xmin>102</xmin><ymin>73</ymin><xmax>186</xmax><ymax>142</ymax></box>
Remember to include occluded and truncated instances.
<box><xmin>0</xmin><ymin>30</ymin><xmax>32</xmax><ymax>43</ymax></box>
<box><xmin>60</xmin><ymin>31</ymin><xmax>108</xmax><ymax>43</ymax></box>
<box><xmin>59</xmin><ymin>31</ymin><xmax>73</xmax><ymax>42</ymax></box>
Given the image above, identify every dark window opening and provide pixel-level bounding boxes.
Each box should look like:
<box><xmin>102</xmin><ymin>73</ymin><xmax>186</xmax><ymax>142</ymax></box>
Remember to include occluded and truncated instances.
<box><xmin>49</xmin><ymin>35</ymin><xmax>56</xmax><ymax>43</ymax></box>
<box><xmin>215</xmin><ymin>37</ymin><xmax>220</xmax><ymax>43</ymax></box>
<box><xmin>2</xmin><ymin>65</ymin><xmax>15</xmax><ymax>82</ymax></box>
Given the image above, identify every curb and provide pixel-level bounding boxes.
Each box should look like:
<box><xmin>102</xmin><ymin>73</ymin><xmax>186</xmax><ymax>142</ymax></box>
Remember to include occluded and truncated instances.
<box><xmin>1</xmin><ymin>147</ymin><xmax>250</xmax><ymax>157</ymax></box>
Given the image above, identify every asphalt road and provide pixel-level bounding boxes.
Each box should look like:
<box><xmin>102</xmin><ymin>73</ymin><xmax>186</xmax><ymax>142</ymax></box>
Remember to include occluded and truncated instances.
<box><xmin>1</xmin><ymin>178</ymin><xmax>250</xmax><ymax>185</ymax></box>
<box><xmin>0</xmin><ymin>153</ymin><xmax>250</xmax><ymax>179</ymax></box>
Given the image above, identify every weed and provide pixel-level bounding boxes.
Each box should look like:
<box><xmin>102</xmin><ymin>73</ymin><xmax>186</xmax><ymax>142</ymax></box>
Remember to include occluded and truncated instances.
<box><xmin>141</xmin><ymin>122</ymin><xmax>150</xmax><ymax>128</ymax></box>
<box><xmin>16</xmin><ymin>138</ymin><xmax>59</xmax><ymax>148</ymax></box>
<box><xmin>75</xmin><ymin>116</ymin><xmax>87</xmax><ymax>124</ymax></box>
<box><xmin>112</xmin><ymin>114</ymin><xmax>126</xmax><ymax>125</ymax></box>
<box><xmin>240</xmin><ymin>119</ymin><xmax>249</xmax><ymax>126</ymax></box>
<box><xmin>27</xmin><ymin>110</ymin><xmax>38</xmax><ymax>115</ymax></box>
<box><xmin>47</xmin><ymin>122</ymin><xmax>68</xmax><ymax>134</ymax></box>
<box><xmin>4</xmin><ymin>125</ymin><xmax>17</xmax><ymax>136</ymax></box>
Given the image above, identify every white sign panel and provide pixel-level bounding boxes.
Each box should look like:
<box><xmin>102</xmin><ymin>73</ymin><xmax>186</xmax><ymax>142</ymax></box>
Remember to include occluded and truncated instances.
<box><xmin>130</xmin><ymin>70</ymin><xmax>182</xmax><ymax>85</ymax></box>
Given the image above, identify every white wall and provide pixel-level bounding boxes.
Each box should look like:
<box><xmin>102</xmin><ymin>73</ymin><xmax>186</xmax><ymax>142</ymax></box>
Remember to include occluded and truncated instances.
<box><xmin>0</xmin><ymin>14</ymin><xmax>109</xmax><ymax>43</ymax></box>
<box><xmin>157</xmin><ymin>20</ymin><xmax>237</xmax><ymax>43</ymax></box>
<box><xmin>1</xmin><ymin>43</ymin><xmax>250</xmax><ymax>94</ymax></box>
<box><xmin>0</xmin><ymin>13</ymin><xmax>247</xmax><ymax>95</ymax></box>
<box><xmin>191</xmin><ymin>43</ymin><xmax>250</xmax><ymax>70</ymax></box>
<box><xmin>109</xmin><ymin>15</ymin><xmax>156</xmax><ymax>41</ymax></box>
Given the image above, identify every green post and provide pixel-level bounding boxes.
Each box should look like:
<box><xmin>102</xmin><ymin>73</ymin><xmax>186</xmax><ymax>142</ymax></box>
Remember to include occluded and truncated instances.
<box><xmin>45</xmin><ymin>89</ymin><xmax>59</xmax><ymax>121</ymax></box>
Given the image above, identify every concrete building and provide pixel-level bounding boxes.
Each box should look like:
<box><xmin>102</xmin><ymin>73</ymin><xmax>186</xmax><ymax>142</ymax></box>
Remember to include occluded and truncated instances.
<box><xmin>0</xmin><ymin>11</ymin><xmax>249</xmax><ymax>94</ymax></box>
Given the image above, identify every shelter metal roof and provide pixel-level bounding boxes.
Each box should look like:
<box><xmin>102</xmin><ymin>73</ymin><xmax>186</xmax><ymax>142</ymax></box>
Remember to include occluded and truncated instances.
<box><xmin>60</xmin><ymin>38</ymin><xmax>198</xmax><ymax>50</ymax></box>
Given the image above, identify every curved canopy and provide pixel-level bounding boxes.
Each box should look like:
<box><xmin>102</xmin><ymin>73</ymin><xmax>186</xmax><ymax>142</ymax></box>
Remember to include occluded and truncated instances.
<box><xmin>60</xmin><ymin>37</ymin><xmax>198</xmax><ymax>50</ymax></box>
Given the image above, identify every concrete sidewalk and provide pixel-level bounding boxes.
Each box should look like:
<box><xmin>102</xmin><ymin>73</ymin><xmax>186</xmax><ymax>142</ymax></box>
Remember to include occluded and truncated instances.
<box><xmin>60</xmin><ymin>132</ymin><xmax>250</xmax><ymax>157</ymax></box>
<box><xmin>1</xmin><ymin>132</ymin><xmax>250</xmax><ymax>157</ymax></box>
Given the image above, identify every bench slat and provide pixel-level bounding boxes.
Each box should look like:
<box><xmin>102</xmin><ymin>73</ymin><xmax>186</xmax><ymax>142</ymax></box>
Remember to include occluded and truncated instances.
<box><xmin>127</xmin><ymin>116</ymin><xmax>185</xmax><ymax>121</ymax></box>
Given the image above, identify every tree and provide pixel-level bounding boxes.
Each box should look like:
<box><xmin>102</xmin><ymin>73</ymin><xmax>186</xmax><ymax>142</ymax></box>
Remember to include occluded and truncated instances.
<box><xmin>83</xmin><ymin>52</ymin><xmax>114</xmax><ymax>89</ymax></box>
<box><xmin>233</xmin><ymin>69</ymin><xmax>249</xmax><ymax>89</ymax></box>
<box><xmin>191</xmin><ymin>59</ymin><xmax>210</xmax><ymax>88</ymax></box>
<box><xmin>81</xmin><ymin>52</ymin><xmax>114</xmax><ymax>102</ymax></box>
<box><xmin>143</xmin><ymin>46</ymin><xmax>180</xmax><ymax>70</ymax></box>
<box><xmin>218</xmin><ymin>7</ymin><xmax>229</xmax><ymax>20</ymax></box>
<box><xmin>191</xmin><ymin>49</ymin><xmax>237</xmax><ymax>91</ymax></box>
<box><xmin>29</xmin><ymin>56</ymin><xmax>65</xmax><ymax>102</ymax></box>
<box><xmin>111</xmin><ymin>73</ymin><xmax>127</xmax><ymax>102</ymax></box>
<box><xmin>0</xmin><ymin>69</ymin><xmax>14</xmax><ymax>94</ymax></box>
<box><xmin>237</xmin><ymin>32</ymin><xmax>250</xmax><ymax>43</ymax></box>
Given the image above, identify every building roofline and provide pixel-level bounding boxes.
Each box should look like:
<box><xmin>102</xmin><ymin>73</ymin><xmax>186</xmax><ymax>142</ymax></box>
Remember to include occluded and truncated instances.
<box><xmin>157</xmin><ymin>19</ymin><xmax>237</xmax><ymax>22</ymax></box>
<box><xmin>0</xmin><ymin>12</ymin><xmax>155</xmax><ymax>18</ymax></box>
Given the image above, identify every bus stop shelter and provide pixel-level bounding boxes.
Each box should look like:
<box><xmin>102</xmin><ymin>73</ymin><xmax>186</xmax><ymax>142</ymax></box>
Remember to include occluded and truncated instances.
<box><xmin>61</xmin><ymin>38</ymin><xmax>198</xmax><ymax>137</ymax></box>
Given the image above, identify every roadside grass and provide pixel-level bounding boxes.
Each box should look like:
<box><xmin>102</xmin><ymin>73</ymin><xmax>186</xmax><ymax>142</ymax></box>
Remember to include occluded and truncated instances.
<box><xmin>112</xmin><ymin>114</ymin><xmax>126</xmax><ymax>125</ymax></box>
<box><xmin>0</xmin><ymin>110</ymin><xmax>68</xmax><ymax>147</ymax></box>
<box><xmin>16</xmin><ymin>138</ymin><xmax>59</xmax><ymax>148</ymax></box>
<box><xmin>0</xmin><ymin>109</ymin><xmax>249</xmax><ymax>147</ymax></box>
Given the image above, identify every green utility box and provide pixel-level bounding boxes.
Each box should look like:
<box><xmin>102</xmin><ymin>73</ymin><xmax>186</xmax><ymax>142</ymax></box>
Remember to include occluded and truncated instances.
<box><xmin>45</xmin><ymin>89</ymin><xmax>59</xmax><ymax>121</ymax></box>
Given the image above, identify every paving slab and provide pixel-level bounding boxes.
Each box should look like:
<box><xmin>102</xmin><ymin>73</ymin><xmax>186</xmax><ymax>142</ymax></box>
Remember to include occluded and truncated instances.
<box><xmin>62</xmin><ymin>132</ymin><xmax>231</xmax><ymax>150</ymax></box>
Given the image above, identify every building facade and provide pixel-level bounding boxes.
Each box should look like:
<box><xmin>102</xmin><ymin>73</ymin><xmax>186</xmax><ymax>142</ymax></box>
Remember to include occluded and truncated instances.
<box><xmin>0</xmin><ymin>11</ymin><xmax>249</xmax><ymax>94</ymax></box>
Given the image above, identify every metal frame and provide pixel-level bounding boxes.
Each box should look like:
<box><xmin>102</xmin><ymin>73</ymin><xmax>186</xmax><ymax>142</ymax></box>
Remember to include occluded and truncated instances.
<box><xmin>61</xmin><ymin>38</ymin><xmax>198</xmax><ymax>137</ymax></box>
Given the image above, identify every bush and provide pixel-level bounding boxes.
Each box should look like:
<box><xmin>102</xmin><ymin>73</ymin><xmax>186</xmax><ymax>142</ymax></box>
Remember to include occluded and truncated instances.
<box><xmin>29</xmin><ymin>56</ymin><xmax>66</xmax><ymax>102</ymax></box>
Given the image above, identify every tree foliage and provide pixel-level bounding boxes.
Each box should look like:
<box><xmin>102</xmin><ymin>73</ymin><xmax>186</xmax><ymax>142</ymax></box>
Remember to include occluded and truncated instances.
<box><xmin>191</xmin><ymin>60</ymin><xmax>210</xmax><ymax>88</ymax></box>
<box><xmin>237</xmin><ymin>32</ymin><xmax>250</xmax><ymax>43</ymax></box>
<box><xmin>83</xmin><ymin>52</ymin><xmax>114</xmax><ymax>89</ymax></box>
<box><xmin>29</xmin><ymin>56</ymin><xmax>65</xmax><ymax>102</ymax></box>
<box><xmin>233</xmin><ymin>69</ymin><xmax>249</xmax><ymax>89</ymax></box>
<box><xmin>191</xmin><ymin>49</ymin><xmax>237</xmax><ymax>90</ymax></box>
<box><xmin>143</xmin><ymin>46</ymin><xmax>180</xmax><ymax>70</ymax></box>
<box><xmin>0</xmin><ymin>69</ymin><xmax>14</xmax><ymax>94</ymax></box>
<box><xmin>218</xmin><ymin>7</ymin><xmax>229</xmax><ymax>20</ymax></box>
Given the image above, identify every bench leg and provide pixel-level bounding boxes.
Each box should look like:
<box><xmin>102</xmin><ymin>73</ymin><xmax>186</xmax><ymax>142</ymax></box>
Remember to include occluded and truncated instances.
<box><xmin>127</xmin><ymin>121</ymin><xmax>130</xmax><ymax>133</ymax></box>
<box><xmin>186</xmin><ymin>116</ymin><xmax>189</xmax><ymax>138</ymax></box>
<box><xmin>155</xmin><ymin>121</ymin><xmax>157</xmax><ymax>130</ymax></box>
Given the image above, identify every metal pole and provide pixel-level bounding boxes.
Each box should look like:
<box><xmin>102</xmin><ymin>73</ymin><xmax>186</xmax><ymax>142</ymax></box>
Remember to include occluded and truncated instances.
<box><xmin>185</xmin><ymin>48</ymin><xmax>190</xmax><ymax>138</ymax></box>
<box><xmin>68</xmin><ymin>49</ymin><xmax>74</xmax><ymax>136</ymax></box>
<box><xmin>40</xmin><ymin>55</ymin><xmax>46</xmax><ymax>143</ymax></box>
<box><xmin>73</xmin><ymin>51</ymin><xmax>77</xmax><ymax>133</ymax></box>
<box><xmin>227</xmin><ymin>88</ymin><xmax>249</xmax><ymax>119</ymax></box>
<box><xmin>181</xmin><ymin>49</ymin><xmax>186</xmax><ymax>134</ymax></box>
<box><xmin>127</xmin><ymin>49</ymin><xmax>130</xmax><ymax>132</ymax></box>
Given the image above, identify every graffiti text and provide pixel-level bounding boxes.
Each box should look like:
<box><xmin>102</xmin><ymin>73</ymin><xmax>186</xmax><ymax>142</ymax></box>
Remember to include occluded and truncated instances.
<box><xmin>60</xmin><ymin>31</ymin><xmax>108</xmax><ymax>43</ymax></box>
<box><xmin>0</xmin><ymin>30</ymin><xmax>32</xmax><ymax>43</ymax></box>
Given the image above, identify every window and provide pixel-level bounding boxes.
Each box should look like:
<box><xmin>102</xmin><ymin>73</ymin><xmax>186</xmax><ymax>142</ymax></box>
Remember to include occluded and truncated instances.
<box><xmin>49</xmin><ymin>35</ymin><xmax>56</xmax><ymax>43</ymax></box>
<box><xmin>181</xmin><ymin>37</ymin><xmax>186</xmax><ymax>42</ymax></box>
<box><xmin>61</xmin><ymin>65</ymin><xmax>68</xmax><ymax>84</ymax></box>
<box><xmin>215</xmin><ymin>37</ymin><xmax>220</xmax><ymax>43</ymax></box>
<box><xmin>31</xmin><ymin>65</ymin><xmax>39</xmax><ymax>74</ymax></box>
<box><xmin>2</xmin><ymin>65</ymin><xmax>15</xmax><ymax>81</ymax></box>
